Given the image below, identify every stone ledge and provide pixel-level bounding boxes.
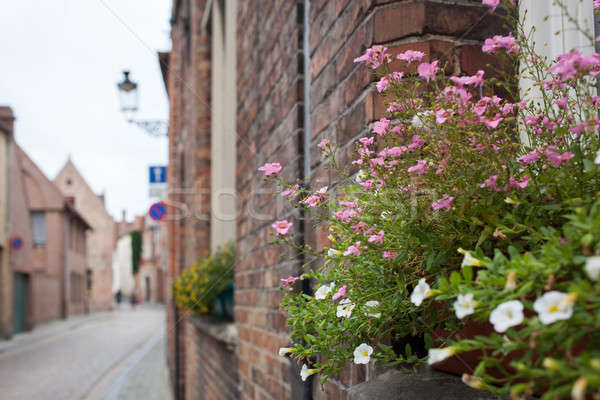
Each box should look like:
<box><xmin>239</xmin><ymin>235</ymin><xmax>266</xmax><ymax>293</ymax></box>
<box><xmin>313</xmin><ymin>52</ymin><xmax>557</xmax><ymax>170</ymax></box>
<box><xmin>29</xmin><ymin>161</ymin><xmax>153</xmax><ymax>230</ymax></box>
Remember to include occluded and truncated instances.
<box><xmin>188</xmin><ymin>316</ymin><xmax>238</xmax><ymax>350</ymax></box>
<box><xmin>348</xmin><ymin>367</ymin><xmax>497</xmax><ymax>400</ymax></box>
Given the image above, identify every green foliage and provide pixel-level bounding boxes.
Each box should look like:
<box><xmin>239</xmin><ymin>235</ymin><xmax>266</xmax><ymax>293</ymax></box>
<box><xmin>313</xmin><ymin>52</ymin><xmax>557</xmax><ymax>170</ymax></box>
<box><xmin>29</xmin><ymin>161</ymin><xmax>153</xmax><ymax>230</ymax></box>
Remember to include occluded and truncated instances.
<box><xmin>130</xmin><ymin>230</ymin><xmax>142</xmax><ymax>275</ymax></box>
<box><xmin>173</xmin><ymin>241</ymin><xmax>235</xmax><ymax>315</ymax></box>
<box><xmin>264</xmin><ymin>1</ymin><xmax>600</xmax><ymax>397</ymax></box>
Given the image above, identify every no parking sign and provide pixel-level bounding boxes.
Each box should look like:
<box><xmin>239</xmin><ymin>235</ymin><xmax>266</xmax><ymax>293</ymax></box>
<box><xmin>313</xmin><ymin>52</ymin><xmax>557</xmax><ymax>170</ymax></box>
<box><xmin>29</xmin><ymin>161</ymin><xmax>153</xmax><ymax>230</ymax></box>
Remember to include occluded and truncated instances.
<box><xmin>148</xmin><ymin>202</ymin><xmax>167</xmax><ymax>221</ymax></box>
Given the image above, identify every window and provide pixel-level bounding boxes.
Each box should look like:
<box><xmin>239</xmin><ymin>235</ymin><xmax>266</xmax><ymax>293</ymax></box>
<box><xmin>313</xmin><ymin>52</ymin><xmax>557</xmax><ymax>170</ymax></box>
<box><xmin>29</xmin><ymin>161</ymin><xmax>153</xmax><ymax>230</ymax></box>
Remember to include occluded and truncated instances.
<box><xmin>31</xmin><ymin>212</ymin><xmax>46</xmax><ymax>245</ymax></box>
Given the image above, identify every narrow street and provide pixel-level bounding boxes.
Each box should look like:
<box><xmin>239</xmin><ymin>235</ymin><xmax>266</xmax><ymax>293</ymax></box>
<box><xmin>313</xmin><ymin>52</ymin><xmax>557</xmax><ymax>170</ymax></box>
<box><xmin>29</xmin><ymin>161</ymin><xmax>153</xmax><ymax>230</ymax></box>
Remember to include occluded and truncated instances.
<box><xmin>0</xmin><ymin>305</ymin><xmax>171</xmax><ymax>400</ymax></box>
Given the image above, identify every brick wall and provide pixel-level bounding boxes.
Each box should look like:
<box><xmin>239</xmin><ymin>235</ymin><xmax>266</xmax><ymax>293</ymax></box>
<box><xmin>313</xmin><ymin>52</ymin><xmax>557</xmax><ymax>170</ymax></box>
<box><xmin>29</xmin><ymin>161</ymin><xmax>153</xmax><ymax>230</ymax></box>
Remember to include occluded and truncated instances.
<box><xmin>166</xmin><ymin>0</ymin><xmax>212</xmax><ymax>398</ymax></box>
<box><xmin>185</xmin><ymin>318</ymin><xmax>240</xmax><ymax>400</ymax></box>
<box><xmin>235</xmin><ymin>1</ymin><xmax>502</xmax><ymax>399</ymax></box>
<box><xmin>165</xmin><ymin>0</ymin><xmax>502</xmax><ymax>398</ymax></box>
<box><xmin>236</xmin><ymin>1</ymin><xmax>305</xmax><ymax>399</ymax></box>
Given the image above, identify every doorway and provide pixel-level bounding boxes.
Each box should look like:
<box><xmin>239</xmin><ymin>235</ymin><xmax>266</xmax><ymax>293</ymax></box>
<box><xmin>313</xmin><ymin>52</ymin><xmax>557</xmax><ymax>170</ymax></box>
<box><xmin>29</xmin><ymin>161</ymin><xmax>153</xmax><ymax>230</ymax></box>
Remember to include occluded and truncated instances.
<box><xmin>13</xmin><ymin>272</ymin><xmax>29</xmax><ymax>334</ymax></box>
<box><xmin>145</xmin><ymin>276</ymin><xmax>150</xmax><ymax>302</ymax></box>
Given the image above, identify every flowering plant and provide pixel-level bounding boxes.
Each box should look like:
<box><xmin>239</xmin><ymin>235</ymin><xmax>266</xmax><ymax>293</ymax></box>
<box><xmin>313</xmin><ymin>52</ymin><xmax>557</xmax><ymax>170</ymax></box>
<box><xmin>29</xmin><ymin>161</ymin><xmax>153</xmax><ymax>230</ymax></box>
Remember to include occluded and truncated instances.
<box><xmin>262</xmin><ymin>0</ymin><xmax>600</xmax><ymax>397</ymax></box>
<box><xmin>173</xmin><ymin>241</ymin><xmax>235</xmax><ymax>315</ymax></box>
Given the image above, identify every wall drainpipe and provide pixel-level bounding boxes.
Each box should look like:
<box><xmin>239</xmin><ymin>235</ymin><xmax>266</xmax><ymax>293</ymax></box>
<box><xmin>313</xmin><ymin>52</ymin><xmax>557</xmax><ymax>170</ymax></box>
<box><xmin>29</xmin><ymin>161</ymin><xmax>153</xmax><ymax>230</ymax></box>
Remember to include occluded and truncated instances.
<box><xmin>301</xmin><ymin>0</ymin><xmax>313</xmax><ymax>399</ymax></box>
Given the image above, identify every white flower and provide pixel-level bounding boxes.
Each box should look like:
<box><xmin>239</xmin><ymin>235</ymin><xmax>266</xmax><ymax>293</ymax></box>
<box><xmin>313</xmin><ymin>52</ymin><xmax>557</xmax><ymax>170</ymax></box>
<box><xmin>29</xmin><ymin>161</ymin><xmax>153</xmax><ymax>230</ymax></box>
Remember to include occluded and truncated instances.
<box><xmin>353</xmin><ymin>343</ymin><xmax>373</xmax><ymax>364</ymax></box>
<box><xmin>315</xmin><ymin>283</ymin><xmax>333</xmax><ymax>299</ymax></box>
<box><xmin>380</xmin><ymin>211</ymin><xmax>392</xmax><ymax>219</ymax></box>
<box><xmin>595</xmin><ymin>149</ymin><xmax>600</xmax><ymax>165</ymax></box>
<box><xmin>427</xmin><ymin>347</ymin><xmax>455</xmax><ymax>365</ymax></box>
<box><xmin>572</xmin><ymin>377</ymin><xmax>587</xmax><ymax>400</ymax></box>
<box><xmin>337</xmin><ymin>299</ymin><xmax>355</xmax><ymax>318</ymax></box>
<box><xmin>300</xmin><ymin>364</ymin><xmax>317</xmax><ymax>381</ymax></box>
<box><xmin>355</xmin><ymin>169</ymin><xmax>367</xmax><ymax>182</ymax></box>
<box><xmin>585</xmin><ymin>256</ymin><xmax>600</xmax><ymax>279</ymax></box>
<box><xmin>453</xmin><ymin>293</ymin><xmax>476</xmax><ymax>319</ymax></box>
<box><xmin>410</xmin><ymin>278</ymin><xmax>432</xmax><ymax>306</ymax></box>
<box><xmin>461</xmin><ymin>374</ymin><xmax>484</xmax><ymax>389</ymax></box>
<box><xmin>278</xmin><ymin>347</ymin><xmax>293</xmax><ymax>357</ymax></box>
<box><xmin>327</xmin><ymin>248</ymin><xmax>342</xmax><ymax>258</ymax></box>
<box><xmin>489</xmin><ymin>300</ymin><xmax>524</xmax><ymax>332</ymax></box>
<box><xmin>365</xmin><ymin>300</ymin><xmax>381</xmax><ymax>318</ymax></box>
<box><xmin>461</xmin><ymin>251</ymin><xmax>482</xmax><ymax>267</ymax></box>
<box><xmin>533</xmin><ymin>291</ymin><xmax>575</xmax><ymax>325</ymax></box>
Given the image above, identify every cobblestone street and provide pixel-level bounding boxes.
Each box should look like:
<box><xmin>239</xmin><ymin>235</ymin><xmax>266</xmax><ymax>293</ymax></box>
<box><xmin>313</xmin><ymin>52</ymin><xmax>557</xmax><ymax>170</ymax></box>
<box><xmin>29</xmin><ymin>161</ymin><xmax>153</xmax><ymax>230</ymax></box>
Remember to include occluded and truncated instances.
<box><xmin>0</xmin><ymin>305</ymin><xmax>171</xmax><ymax>400</ymax></box>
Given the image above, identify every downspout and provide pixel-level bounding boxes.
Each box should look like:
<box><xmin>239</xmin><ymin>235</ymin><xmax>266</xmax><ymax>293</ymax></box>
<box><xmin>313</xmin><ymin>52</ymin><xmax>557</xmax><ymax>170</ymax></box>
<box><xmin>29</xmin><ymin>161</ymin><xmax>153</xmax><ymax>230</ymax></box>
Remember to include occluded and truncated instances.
<box><xmin>301</xmin><ymin>1</ymin><xmax>313</xmax><ymax>399</ymax></box>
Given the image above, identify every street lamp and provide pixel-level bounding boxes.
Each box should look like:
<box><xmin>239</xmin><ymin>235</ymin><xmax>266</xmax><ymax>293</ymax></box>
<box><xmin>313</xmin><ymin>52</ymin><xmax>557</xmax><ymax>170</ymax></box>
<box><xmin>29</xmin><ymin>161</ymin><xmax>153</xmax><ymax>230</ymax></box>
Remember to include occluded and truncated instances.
<box><xmin>116</xmin><ymin>70</ymin><xmax>167</xmax><ymax>137</ymax></box>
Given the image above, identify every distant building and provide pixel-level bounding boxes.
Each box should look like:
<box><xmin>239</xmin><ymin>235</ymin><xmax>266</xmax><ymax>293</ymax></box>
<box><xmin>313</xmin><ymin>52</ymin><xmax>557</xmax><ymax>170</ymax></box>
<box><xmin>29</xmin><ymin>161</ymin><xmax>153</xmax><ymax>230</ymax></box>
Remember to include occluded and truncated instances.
<box><xmin>113</xmin><ymin>214</ymin><xmax>167</xmax><ymax>303</ymax></box>
<box><xmin>54</xmin><ymin>159</ymin><xmax>116</xmax><ymax>311</ymax></box>
<box><xmin>0</xmin><ymin>107</ymin><xmax>14</xmax><ymax>339</ymax></box>
<box><xmin>6</xmin><ymin>142</ymin><xmax>91</xmax><ymax>335</ymax></box>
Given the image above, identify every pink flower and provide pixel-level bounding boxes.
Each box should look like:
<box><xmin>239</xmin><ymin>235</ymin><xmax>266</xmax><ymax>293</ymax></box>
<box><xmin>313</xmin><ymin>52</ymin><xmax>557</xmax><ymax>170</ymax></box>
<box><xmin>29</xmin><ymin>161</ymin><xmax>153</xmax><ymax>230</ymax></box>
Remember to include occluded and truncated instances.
<box><xmin>272</xmin><ymin>220</ymin><xmax>293</xmax><ymax>235</ymax></box>
<box><xmin>482</xmin><ymin>115</ymin><xmax>503</xmax><ymax>129</ymax></box>
<box><xmin>383</xmin><ymin>251</ymin><xmax>396</xmax><ymax>259</ymax></box>
<box><xmin>351</xmin><ymin>222</ymin><xmax>366</xmax><ymax>233</ymax></box>
<box><xmin>554</xmin><ymin>97</ymin><xmax>568</xmax><ymax>109</ymax></box>
<box><xmin>373</xmin><ymin>118</ymin><xmax>390</xmax><ymax>135</ymax></box>
<box><xmin>596</xmin><ymin>0</ymin><xmax>600</xmax><ymax>10</ymax></box>
<box><xmin>258</xmin><ymin>162</ymin><xmax>282</xmax><ymax>176</ymax></box>
<box><xmin>281</xmin><ymin>184</ymin><xmax>299</xmax><ymax>198</ymax></box>
<box><xmin>482</xmin><ymin>0</ymin><xmax>500</xmax><ymax>11</ymax></box>
<box><xmin>431</xmin><ymin>195</ymin><xmax>454</xmax><ymax>212</ymax></box>
<box><xmin>376</xmin><ymin>76</ymin><xmax>390</xmax><ymax>93</ymax></box>
<box><xmin>368</xmin><ymin>230</ymin><xmax>385</xmax><ymax>244</ymax></box>
<box><xmin>545</xmin><ymin>150</ymin><xmax>574</xmax><ymax>167</ymax></box>
<box><xmin>391</xmin><ymin>72</ymin><xmax>404</xmax><ymax>82</ymax></box>
<box><xmin>317</xmin><ymin>138</ymin><xmax>329</xmax><ymax>149</ymax></box>
<box><xmin>303</xmin><ymin>195</ymin><xmax>320</xmax><ymax>207</ymax></box>
<box><xmin>396</xmin><ymin>50</ymin><xmax>425</xmax><ymax>63</ymax></box>
<box><xmin>474</xmin><ymin>97</ymin><xmax>490</xmax><ymax>116</ymax></box>
<box><xmin>408</xmin><ymin>160</ymin><xmax>428</xmax><ymax>175</ymax></box>
<box><xmin>343</xmin><ymin>242</ymin><xmax>361</xmax><ymax>257</ymax></box>
<box><xmin>518</xmin><ymin>150</ymin><xmax>540</xmax><ymax>166</ymax></box>
<box><xmin>354</xmin><ymin>46</ymin><xmax>392</xmax><ymax>69</ymax></box>
<box><xmin>332</xmin><ymin>285</ymin><xmax>347</xmax><ymax>301</ymax></box>
<box><xmin>450</xmin><ymin>70</ymin><xmax>484</xmax><ymax>88</ymax></box>
<box><xmin>281</xmin><ymin>276</ymin><xmax>299</xmax><ymax>287</ymax></box>
<box><xmin>435</xmin><ymin>108</ymin><xmax>452</xmax><ymax>124</ymax></box>
<box><xmin>407</xmin><ymin>135</ymin><xmax>425</xmax><ymax>152</ymax></box>
<box><xmin>509</xmin><ymin>174</ymin><xmax>530</xmax><ymax>189</ymax></box>
<box><xmin>482</xmin><ymin>33</ymin><xmax>519</xmax><ymax>54</ymax></box>
<box><xmin>359</xmin><ymin>136</ymin><xmax>374</xmax><ymax>147</ymax></box>
<box><xmin>480</xmin><ymin>175</ymin><xmax>499</xmax><ymax>191</ymax></box>
<box><xmin>417</xmin><ymin>60</ymin><xmax>439</xmax><ymax>82</ymax></box>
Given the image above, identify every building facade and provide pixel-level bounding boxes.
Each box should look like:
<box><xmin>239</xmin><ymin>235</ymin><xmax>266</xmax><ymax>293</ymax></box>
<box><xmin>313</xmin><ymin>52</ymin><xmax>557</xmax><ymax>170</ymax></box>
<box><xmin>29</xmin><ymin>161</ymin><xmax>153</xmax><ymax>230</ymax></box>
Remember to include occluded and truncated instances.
<box><xmin>164</xmin><ymin>0</ymin><xmax>502</xmax><ymax>399</ymax></box>
<box><xmin>0</xmin><ymin>107</ymin><xmax>14</xmax><ymax>339</ymax></box>
<box><xmin>54</xmin><ymin>159</ymin><xmax>116</xmax><ymax>312</ymax></box>
<box><xmin>5</xmin><ymin>142</ymin><xmax>90</xmax><ymax>335</ymax></box>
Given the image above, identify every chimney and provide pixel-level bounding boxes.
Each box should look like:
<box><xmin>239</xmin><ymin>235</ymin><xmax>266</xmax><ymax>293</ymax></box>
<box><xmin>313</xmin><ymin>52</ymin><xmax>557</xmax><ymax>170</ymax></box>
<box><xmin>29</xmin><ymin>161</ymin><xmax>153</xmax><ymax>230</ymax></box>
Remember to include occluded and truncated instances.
<box><xmin>0</xmin><ymin>106</ymin><xmax>15</xmax><ymax>132</ymax></box>
<box><xmin>65</xmin><ymin>196</ymin><xmax>75</xmax><ymax>206</ymax></box>
<box><xmin>121</xmin><ymin>209</ymin><xmax>126</xmax><ymax>222</ymax></box>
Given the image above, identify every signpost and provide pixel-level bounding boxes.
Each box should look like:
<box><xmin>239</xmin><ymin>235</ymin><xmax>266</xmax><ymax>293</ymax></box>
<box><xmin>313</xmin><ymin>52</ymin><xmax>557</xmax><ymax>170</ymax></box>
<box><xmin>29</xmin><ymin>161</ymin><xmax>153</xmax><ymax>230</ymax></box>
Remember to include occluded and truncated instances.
<box><xmin>148</xmin><ymin>165</ymin><xmax>167</xmax><ymax>198</ymax></box>
<box><xmin>148</xmin><ymin>202</ymin><xmax>167</xmax><ymax>221</ymax></box>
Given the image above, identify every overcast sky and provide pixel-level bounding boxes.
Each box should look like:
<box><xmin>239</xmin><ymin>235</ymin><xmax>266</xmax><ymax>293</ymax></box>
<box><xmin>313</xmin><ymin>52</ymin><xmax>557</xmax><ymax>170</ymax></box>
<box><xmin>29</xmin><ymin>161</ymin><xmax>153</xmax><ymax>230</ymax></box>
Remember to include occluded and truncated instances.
<box><xmin>0</xmin><ymin>0</ymin><xmax>171</xmax><ymax>221</ymax></box>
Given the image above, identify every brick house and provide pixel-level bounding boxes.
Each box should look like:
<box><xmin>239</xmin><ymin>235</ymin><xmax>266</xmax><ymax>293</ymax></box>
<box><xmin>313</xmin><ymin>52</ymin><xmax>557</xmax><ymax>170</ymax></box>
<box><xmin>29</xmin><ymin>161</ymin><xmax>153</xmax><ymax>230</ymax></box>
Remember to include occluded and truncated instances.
<box><xmin>163</xmin><ymin>0</ymin><xmax>507</xmax><ymax>399</ymax></box>
<box><xmin>5</xmin><ymin>141</ymin><xmax>90</xmax><ymax>336</ymax></box>
<box><xmin>0</xmin><ymin>107</ymin><xmax>14</xmax><ymax>339</ymax></box>
<box><xmin>54</xmin><ymin>158</ymin><xmax>116</xmax><ymax>312</ymax></box>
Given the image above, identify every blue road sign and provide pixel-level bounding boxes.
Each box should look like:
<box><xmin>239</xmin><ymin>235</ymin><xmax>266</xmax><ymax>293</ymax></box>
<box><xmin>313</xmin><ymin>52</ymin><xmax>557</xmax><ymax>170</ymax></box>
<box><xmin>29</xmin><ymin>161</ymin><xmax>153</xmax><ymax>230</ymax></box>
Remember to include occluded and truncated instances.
<box><xmin>10</xmin><ymin>236</ymin><xmax>23</xmax><ymax>250</ymax></box>
<box><xmin>149</xmin><ymin>202</ymin><xmax>167</xmax><ymax>221</ymax></box>
<box><xmin>149</xmin><ymin>166</ymin><xmax>167</xmax><ymax>184</ymax></box>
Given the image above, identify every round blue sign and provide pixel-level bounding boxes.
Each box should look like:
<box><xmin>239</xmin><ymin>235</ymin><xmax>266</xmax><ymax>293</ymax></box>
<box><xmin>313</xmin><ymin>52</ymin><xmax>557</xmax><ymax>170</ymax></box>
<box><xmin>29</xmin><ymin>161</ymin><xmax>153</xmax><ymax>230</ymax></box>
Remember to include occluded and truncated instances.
<box><xmin>10</xmin><ymin>236</ymin><xmax>23</xmax><ymax>250</ymax></box>
<box><xmin>149</xmin><ymin>202</ymin><xmax>167</xmax><ymax>221</ymax></box>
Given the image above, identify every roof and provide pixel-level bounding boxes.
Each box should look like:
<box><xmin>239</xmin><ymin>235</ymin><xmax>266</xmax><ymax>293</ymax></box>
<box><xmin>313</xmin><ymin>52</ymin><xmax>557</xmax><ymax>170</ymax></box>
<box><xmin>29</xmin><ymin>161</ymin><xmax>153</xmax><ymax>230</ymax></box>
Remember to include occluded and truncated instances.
<box><xmin>65</xmin><ymin>201</ymin><xmax>93</xmax><ymax>230</ymax></box>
